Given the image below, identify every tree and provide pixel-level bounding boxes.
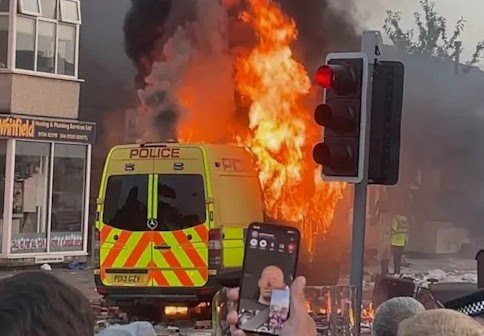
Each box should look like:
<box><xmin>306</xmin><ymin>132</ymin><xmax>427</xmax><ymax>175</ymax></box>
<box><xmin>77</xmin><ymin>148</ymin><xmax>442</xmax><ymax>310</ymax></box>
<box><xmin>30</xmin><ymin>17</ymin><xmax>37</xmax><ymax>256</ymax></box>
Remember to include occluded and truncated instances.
<box><xmin>383</xmin><ymin>0</ymin><xmax>483</xmax><ymax>67</ymax></box>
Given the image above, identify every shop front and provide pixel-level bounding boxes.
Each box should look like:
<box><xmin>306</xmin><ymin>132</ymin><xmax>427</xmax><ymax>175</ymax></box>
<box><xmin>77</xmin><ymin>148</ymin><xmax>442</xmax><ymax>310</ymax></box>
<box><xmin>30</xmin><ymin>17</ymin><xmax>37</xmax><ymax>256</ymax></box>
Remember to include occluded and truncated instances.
<box><xmin>0</xmin><ymin>114</ymin><xmax>96</xmax><ymax>265</ymax></box>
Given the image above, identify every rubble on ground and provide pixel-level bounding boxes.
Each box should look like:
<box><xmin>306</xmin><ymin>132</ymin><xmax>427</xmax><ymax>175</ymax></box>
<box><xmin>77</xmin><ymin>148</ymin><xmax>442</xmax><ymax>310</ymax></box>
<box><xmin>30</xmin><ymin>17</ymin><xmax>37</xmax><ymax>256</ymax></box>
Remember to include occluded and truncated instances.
<box><xmin>399</xmin><ymin>269</ymin><xmax>477</xmax><ymax>288</ymax></box>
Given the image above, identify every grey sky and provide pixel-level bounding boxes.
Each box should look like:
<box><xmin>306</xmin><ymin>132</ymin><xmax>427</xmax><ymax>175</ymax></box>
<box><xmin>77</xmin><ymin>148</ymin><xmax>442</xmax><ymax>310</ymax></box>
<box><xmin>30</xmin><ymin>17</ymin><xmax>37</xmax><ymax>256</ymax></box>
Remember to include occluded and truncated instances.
<box><xmin>351</xmin><ymin>0</ymin><xmax>483</xmax><ymax>65</ymax></box>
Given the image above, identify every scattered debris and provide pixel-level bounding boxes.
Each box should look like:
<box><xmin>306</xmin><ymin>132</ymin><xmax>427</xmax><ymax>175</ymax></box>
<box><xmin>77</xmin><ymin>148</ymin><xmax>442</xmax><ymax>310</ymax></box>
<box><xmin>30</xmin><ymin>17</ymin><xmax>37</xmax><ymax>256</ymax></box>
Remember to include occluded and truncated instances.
<box><xmin>97</xmin><ymin>321</ymin><xmax>156</xmax><ymax>336</ymax></box>
<box><xmin>40</xmin><ymin>264</ymin><xmax>52</xmax><ymax>271</ymax></box>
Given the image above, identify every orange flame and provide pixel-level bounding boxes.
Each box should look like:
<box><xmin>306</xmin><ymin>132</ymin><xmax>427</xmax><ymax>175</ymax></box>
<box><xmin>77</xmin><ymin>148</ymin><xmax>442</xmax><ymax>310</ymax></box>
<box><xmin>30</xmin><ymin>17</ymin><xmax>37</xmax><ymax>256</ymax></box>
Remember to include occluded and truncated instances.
<box><xmin>361</xmin><ymin>303</ymin><xmax>375</xmax><ymax>320</ymax></box>
<box><xmin>234</xmin><ymin>0</ymin><xmax>346</xmax><ymax>250</ymax></box>
<box><xmin>178</xmin><ymin>0</ymin><xmax>346</xmax><ymax>251</ymax></box>
<box><xmin>164</xmin><ymin>306</ymin><xmax>189</xmax><ymax>316</ymax></box>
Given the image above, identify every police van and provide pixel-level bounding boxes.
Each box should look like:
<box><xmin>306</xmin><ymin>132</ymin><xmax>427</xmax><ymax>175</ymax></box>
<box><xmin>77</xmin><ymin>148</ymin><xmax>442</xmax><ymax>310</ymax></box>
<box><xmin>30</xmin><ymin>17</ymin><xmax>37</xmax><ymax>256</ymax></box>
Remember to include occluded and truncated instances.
<box><xmin>94</xmin><ymin>143</ymin><xmax>264</xmax><ymax>307</ymax></box>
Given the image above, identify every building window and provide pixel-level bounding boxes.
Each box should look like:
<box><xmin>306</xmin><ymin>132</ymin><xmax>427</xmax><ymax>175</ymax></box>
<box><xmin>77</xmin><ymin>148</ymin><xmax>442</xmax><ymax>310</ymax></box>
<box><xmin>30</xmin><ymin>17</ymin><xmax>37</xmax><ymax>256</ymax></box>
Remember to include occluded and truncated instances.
<box><xmin>59</xmin><ymin>0</ymin><xmax>80</xmax><ymax>24</ymax></box>
<box><xmin>37</xmin><ymin>20</ymin><xmax>55</xmax><ymax>73</ymax></box>
<box><xmin>0</xmin><ymin>0</ymin><xmax>9</xmax><ymax>12</ymax></box>
<box><xmin>18</xmin><ymin>0</ymin><xmax>41</xmax><ymax>16</ymax></box>
<box><xmin>15</xmin><ymin>0</ymin><xmax>80</xmax><ymax>77</ymax></box>
<box><xmin>57</xmin><ymin>23</ymin><xmax>74</xmax><ymax>75</ymax></box>
<box><xmin>40</xmin><ymin>0</ymin><xmax>56</xmax><ymax>19</ymax></box>
<box><xmin>0</xmin><ymin>16</ymin><xmax>7</xmax><ymax>68</ymax></box>
<box><xmin>11</xmin><ymin>141</ymin><xmax>50</xmax><ymax>254</ymax></box>
<box><xmin>16</xmin><ymin>16</ymin><xmax>35</xmax><ymax>70</ymax></box>
<box><xmin>50</xmin><ymin>144</ymin><xmax>86</xmax><ymax>251</ymax></box>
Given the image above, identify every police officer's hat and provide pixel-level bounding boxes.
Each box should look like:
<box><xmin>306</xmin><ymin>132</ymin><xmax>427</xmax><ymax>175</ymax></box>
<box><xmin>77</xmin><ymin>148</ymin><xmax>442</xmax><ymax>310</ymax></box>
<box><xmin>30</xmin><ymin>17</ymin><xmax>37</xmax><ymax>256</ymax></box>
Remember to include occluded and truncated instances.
<box><xmin>444</xmin><ymin>288</ymin><xmax>484</xmax><ymax>317</ymax></box>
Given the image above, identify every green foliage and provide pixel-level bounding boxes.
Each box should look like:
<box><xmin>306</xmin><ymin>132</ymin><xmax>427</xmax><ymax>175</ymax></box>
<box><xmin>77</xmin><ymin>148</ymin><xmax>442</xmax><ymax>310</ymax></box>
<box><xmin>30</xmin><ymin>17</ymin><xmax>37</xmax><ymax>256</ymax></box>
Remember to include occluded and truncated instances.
<box><xmin>384</xmin><ymin>0</ymin><xmax>483</xmax><ymax>66</ymax></box>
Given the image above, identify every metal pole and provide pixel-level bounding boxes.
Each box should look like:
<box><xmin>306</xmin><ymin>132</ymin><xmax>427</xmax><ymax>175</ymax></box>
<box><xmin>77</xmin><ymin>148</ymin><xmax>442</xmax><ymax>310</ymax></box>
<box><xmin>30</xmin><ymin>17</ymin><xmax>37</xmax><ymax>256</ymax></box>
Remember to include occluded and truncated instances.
<box><xmin>350</xmin><ymin>181</ymin><xmax>369</xmax><ymax>333</ymax></box>
<box><xmin>351</xmin><ymin>30</ymin><xmax>381</xmax><ymax>335</ymax></box>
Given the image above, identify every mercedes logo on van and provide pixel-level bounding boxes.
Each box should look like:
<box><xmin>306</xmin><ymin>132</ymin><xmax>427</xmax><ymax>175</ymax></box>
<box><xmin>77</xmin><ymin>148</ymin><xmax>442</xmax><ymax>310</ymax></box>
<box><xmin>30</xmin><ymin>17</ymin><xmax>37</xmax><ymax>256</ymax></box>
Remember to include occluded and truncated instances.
<box><xmin>147</xmin><ymin>219</ymin><xmax>158</xmax><ymax>230</ymax></box>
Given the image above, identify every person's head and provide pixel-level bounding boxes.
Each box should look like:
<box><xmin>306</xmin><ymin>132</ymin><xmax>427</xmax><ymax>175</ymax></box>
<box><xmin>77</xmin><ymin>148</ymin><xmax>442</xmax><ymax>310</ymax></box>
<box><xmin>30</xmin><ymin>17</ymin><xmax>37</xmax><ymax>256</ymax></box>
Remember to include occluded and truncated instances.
<box><xmin>258</xmin><ymin>265</ymin><xmax>285</xmax><ymax>303</ymax></box>
<box><xmin>0</xmin><ymin>271</ymin><xmax>94</xmax><ymax>336</ymax></box>
<box><xmin>474</xmin><ymin>315</ymin><xmax>484</xmax><ymax>327</ymax></box>
<box><xmin>372</xmin><ymin>297</ymin><xmax>425</xmax><ymax>336</ymax></box>
<box><xmin>397</xmin><ymin>309</ymin><xmax>484</xmax><ymax>336</ymax></box>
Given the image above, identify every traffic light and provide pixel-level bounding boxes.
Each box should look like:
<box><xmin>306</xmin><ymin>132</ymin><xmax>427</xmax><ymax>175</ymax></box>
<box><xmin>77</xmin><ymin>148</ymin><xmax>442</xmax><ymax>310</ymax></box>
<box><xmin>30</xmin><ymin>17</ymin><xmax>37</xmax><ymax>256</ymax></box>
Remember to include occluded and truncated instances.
<box><xmin>368</xmin><ymin>61</ymin><xmax>405</xmax><ymax>185</ymax></box>
<box><xmin>313</xmin><ymin>53</ymin><xmax>370</xmax><ymax>183</ymax></box>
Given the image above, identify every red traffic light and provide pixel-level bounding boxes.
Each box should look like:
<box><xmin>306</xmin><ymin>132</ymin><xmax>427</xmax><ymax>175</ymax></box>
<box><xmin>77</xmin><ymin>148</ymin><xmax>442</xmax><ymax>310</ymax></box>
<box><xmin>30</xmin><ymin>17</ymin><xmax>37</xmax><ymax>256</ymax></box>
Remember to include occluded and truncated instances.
<box><xmin>315</xmin><ymin>66</ymin><xmax>334</xmax><ymax>89</ymax></box>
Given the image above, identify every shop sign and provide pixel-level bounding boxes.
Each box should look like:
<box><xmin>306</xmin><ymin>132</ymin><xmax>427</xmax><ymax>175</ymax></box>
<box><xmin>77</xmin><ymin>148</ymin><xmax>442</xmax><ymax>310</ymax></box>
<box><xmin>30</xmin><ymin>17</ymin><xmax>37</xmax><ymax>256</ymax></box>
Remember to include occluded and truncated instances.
<box><xmin>0</xmin><ymin>115</ymin><xmax>96</xmax><ymax>144</ymax></box>
<box><xmin>11</xmin><ymin>232</ymin><xmax>83</xmax><ymax>253</ymax></box>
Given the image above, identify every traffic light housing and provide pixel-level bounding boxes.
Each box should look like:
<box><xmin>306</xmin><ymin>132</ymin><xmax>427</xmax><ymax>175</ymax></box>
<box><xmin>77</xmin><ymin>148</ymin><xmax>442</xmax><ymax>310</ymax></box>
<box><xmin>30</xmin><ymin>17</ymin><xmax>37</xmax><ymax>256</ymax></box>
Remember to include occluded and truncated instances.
<box><xmin>368</xmin><ymin>61</ymin><xmax>405</xmax><ymax>185</ymax></box>
<box><xmin>313</xmin><ymin>53</ymin><xmax>369</xmax><ymax>183</ymax></box>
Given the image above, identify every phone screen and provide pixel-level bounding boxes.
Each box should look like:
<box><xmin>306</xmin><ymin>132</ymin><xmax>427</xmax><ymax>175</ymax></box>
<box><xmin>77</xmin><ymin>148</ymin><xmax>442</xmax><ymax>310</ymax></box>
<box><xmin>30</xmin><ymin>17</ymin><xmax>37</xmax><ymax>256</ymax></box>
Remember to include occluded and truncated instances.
<box><xmin>237</xmin><ymin>223</ymin><xmax>300</xmax><ymax>335</ymax></box>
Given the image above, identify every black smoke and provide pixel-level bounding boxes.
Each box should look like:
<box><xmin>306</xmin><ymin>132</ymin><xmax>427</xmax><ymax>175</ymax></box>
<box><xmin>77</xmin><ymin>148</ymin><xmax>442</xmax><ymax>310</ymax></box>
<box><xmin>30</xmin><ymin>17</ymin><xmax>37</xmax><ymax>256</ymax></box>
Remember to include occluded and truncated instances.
<box><xmin>123</xmin><ymin>0</ymin><xmax>197</xmax><ymax>89</ymax></box>
<box><xmin>278</xmin><ymin>0</ymin><xmax>360</xmax><ymax>72</ymax></box>
<box><xmin>123</xmin><ymin>0</ymin><xmax>361</xmax><ymax>87</ymax></box>
<box><xmin>123</xmin><ymin>0</ymin><xmax>171</xmax><ymax>66</ymax></box>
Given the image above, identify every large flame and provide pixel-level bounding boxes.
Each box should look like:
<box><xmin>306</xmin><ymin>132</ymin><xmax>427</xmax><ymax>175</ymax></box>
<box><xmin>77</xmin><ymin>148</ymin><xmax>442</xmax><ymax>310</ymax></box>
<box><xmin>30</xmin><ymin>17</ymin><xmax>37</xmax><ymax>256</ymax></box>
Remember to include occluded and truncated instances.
<box><xmin>178</xmin><ymin>0</ymin><xmax>346</xmax><ymax>251</ymax></box>
<box><xmin>235</xmin><ymin>0</ymin><xmax>346</xmax><ymax>250</ymax></box>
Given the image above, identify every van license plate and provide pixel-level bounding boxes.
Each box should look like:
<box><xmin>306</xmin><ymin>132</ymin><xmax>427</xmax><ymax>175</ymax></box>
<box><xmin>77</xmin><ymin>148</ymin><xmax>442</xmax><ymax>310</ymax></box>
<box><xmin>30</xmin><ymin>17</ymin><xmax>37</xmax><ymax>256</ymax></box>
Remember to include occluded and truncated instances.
<box><xmin>107</xmin><ymin>274</ymin><xmax>147</xmax><ymax>285</ymax></box>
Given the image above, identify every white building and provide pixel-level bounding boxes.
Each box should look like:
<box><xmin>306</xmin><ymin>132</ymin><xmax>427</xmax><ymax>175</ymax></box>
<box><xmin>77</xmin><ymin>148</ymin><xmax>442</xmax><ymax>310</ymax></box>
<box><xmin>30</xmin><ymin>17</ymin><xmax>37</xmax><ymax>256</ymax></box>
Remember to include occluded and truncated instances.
<box><xmin>0</xmin><ymin>0</ymin><xmax>95</xmax><ymax>265</ymax></box>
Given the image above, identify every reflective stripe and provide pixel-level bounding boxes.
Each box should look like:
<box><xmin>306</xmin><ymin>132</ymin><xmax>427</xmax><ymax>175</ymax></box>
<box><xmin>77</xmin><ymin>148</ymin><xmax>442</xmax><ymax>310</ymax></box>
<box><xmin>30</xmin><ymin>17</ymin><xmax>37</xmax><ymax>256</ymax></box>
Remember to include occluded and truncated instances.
<box><xmin>124</xmin><ymin>232</ymin><xmax>152</xmax><ymax>268</ymax></box>
<box><xmin>151</xmin><ymin>230</ymin><xmax>209</xmax><ymax>287</ymax></box>
<box><xmin>148</xmin><ymin>174</ymin><xmax>153</xmax><ymax>219</ymax></box>
<box><xmin>152</xmin><ymin>174</ymin><xmax>159</xmax><ymax>216</ymax></box>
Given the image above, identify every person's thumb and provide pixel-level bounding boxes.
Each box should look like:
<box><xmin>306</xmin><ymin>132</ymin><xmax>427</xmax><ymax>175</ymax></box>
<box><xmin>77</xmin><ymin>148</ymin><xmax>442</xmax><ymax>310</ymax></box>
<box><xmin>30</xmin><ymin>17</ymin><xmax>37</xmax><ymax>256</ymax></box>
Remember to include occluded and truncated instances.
<box><xmin>289</xmin><ymin>276</ymin><xmax>307</xmax><ymax>316</ymax></box>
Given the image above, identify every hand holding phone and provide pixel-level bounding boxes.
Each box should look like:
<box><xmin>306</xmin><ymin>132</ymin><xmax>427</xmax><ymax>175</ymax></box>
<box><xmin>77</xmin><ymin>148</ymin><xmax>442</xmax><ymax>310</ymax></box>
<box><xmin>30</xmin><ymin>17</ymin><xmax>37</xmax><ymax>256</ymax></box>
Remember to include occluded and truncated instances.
<box><xmin>237</xmin><ymin>223</ymin><xmax>301</xmax><ymax>335</ymax></box>
<box><xmin>227</xmin><ymin>276</ymin><xmax>317</xmax><ymax>336</ymax></box>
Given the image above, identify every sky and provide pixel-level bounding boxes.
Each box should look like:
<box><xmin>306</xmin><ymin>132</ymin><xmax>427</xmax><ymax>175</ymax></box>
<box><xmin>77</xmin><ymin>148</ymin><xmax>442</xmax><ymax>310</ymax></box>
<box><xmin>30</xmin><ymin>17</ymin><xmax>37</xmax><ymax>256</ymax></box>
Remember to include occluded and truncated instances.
<box><xmin>352</xmin><ymin>0</ymin><xmax>484</xmax><ymax>65</ymax></box>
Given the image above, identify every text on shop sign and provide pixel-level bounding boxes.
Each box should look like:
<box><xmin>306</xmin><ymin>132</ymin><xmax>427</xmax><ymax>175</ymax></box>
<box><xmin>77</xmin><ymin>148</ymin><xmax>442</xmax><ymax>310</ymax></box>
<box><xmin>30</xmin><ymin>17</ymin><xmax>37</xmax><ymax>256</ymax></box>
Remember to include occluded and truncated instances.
<box><xmin>11</xmin><ymin>233</ymin><xmax>83</xmax><ymax>253</ymax></box>
<box><xmin>0</xmin><ymin>115</ymin><xmax>96</xmax><ymax>144</ymax></box>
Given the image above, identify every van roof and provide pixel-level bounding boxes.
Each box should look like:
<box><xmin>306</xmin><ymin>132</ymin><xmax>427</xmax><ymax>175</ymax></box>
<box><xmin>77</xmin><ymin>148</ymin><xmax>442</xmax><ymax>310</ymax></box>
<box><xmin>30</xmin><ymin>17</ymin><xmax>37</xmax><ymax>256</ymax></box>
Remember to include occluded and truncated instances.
<box><xmin>110</xmin><ymin>143</ymin><xmax>248</xmax><ymax>153</ymax></box>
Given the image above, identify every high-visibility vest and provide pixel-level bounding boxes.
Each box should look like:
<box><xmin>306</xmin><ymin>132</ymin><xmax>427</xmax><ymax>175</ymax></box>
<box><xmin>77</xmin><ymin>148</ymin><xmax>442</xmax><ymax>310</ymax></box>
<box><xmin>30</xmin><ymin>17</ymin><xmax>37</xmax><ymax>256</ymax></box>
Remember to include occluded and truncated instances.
<box><xmin>391</xmin><ymin>215</ymin><xmax>409</xmax><ymax>247</ymax></box>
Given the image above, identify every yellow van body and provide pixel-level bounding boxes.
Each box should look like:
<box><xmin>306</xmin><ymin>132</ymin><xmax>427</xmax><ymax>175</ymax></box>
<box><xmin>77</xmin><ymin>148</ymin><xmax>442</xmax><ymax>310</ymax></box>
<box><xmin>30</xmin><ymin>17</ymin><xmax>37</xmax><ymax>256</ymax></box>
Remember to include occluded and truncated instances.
<box><xmin>94</xmin><ymin>143</ymin><xmax>264</xmax><ymax>304</ymax></box>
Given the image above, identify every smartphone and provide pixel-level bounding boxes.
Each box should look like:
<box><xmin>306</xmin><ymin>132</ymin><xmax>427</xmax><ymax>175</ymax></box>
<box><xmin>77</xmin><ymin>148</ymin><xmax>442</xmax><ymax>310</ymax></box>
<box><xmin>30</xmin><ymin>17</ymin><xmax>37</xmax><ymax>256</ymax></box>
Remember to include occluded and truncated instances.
<box><xmin>237</xmin><ymin>223</ymin><xmax>301</xmax><ymax>335</ymax></box>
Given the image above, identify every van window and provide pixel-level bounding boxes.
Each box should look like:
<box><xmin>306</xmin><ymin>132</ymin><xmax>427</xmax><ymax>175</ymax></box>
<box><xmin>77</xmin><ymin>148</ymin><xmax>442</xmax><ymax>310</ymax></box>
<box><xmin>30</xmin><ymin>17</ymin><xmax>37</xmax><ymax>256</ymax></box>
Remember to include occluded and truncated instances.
<box><xmin>156</xmin><ymin>174</ymin><xmax>206</xmax><ymax>231</ymax></box>
<box><xmin>103</xmin><ymin>175</ymin><xmax>148</xmax><ymax>231</ymax></box>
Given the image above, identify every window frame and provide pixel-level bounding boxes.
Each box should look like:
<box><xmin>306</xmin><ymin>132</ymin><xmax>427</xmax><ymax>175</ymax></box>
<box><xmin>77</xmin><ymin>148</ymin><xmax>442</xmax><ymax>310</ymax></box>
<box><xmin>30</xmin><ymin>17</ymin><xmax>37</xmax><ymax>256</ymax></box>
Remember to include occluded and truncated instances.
<box><xmin>59</xmin><ymin>0</ymin><xmax>79</xmax><ymax>24</ymax></box>
<box><xmin>2</xmin><ymin>139</ymin><xmax>90</xmax><ymax>256</ymax></box>
<box><xmin>56</xmin><ymin>21</ymin><xmax>76</xmax><ymax>76</ymax></box>
<box><xmin>14</xmin><ymin>0</ymin><xmax>79</xmax><ymax>78</ymax></box>
<box><xmin>36</xmin><ymin>17</ymin><xmax>57</xmax><ymax>73</ymax></box>
<box><xmin>18</xmin><ymin>0</ymin><xmax>42</xmax><ymax>17</ymax></box>
<box><xmin>15</xmin><ymin>14</ymin><xmax>36</xmax><ymax>71</ymax></box>
<box><xmin>0</xmin><ymin>13</ymin><xmax>9</xmax><ymax>68</ymax></box>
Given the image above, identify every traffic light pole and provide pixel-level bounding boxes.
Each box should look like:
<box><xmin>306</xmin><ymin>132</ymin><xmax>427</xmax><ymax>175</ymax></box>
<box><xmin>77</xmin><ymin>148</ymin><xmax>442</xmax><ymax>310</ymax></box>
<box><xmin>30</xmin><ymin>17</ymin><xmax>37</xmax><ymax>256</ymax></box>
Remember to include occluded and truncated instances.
<box><xmin>350</xmin><ymin>31</ymin><xmax>382</xmax><ymax>335</ymax></box>
<box><xmin>350</xmin><ymin>179</ymin><xmax>369</xmax><ymax>334</ymax></box>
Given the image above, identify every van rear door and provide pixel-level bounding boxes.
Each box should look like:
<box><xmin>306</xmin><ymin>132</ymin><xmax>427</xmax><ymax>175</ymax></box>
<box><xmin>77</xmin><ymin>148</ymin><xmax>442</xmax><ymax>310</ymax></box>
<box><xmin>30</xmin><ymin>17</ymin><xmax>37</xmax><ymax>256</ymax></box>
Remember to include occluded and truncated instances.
<box><xmin>98</xmin><ymin>147</ymin><xmax>153</xmax><ymax>287</ymax></box>
<box><xmin>151</xmin><ymin>146</ymin><xmax>209</xmax><ymax>288</ymax></box>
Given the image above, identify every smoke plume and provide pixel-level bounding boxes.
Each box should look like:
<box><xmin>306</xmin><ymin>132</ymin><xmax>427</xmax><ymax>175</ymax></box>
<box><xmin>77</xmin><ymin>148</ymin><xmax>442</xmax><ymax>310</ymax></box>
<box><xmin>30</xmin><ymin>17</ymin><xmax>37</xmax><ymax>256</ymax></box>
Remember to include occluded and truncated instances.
<box><xmin>123</xmin><ymin>0</ymin><xmax>360</xmax><ymax>142</ymax></box>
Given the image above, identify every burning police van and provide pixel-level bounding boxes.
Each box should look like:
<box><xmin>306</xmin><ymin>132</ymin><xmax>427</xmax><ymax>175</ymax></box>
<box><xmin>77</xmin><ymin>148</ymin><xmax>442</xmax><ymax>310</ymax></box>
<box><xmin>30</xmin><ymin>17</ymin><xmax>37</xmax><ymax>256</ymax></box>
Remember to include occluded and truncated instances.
<box><xmin>94</xmin><ymin>142</ymin><xmax>264</xmax><ymax>309</ymax></box>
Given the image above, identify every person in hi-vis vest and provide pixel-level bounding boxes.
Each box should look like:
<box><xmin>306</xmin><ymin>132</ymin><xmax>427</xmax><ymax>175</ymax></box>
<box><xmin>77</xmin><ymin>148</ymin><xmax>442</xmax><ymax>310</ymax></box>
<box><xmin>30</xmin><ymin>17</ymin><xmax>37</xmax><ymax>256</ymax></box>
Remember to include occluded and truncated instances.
<box><xmin>391</xmin><ymin>214</ymin><xmax>409</xmax><ymax>274</ymax></box>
